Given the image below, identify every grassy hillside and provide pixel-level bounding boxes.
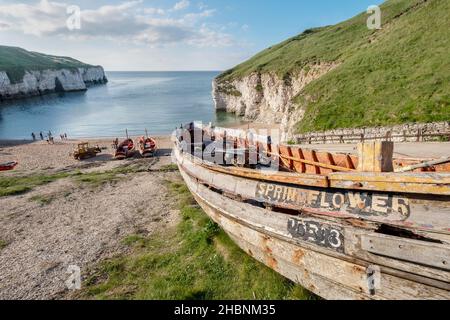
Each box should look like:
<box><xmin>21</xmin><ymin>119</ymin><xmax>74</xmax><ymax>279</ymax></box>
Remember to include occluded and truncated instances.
<box><xmin>218</xmin><ymin>0</ymin><xmax>450</xmax><ymax>133</ymax></box>
<box><xmin>0</xmin><ymin>46</ymin><xmax>93</xmax><ymax>84</ymax></box>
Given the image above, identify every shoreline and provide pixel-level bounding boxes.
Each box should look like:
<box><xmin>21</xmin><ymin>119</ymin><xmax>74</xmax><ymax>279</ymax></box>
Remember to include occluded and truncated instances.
<box><xmin>0</xmin><ymin>122</ymin><xmax>278</xmax><ymax>144</ymax></box>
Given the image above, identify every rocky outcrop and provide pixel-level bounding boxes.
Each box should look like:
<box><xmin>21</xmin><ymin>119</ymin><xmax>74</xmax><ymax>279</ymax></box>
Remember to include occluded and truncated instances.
<box><xmin>0</xmin><ymin>66</ymin><xmax>107</xmax><ymax>101</ymax></box>
<box><xmin>213</xmin><ymin>63</ymin><xmax>338</xmax><ymax>140</ymax></box>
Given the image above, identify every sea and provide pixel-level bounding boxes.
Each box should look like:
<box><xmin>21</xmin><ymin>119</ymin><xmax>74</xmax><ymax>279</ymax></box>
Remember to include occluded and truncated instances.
<box><xmin>0</xmin><ymin>71</ymin><xmax>244</xmax><ymax>139</ymax></box>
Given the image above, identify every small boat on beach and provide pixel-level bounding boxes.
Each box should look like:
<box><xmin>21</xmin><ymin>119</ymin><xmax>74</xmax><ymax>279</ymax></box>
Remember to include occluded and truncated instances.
<box><xmin>138</xmin><ymin>136</ymin><xmax>157</xmax><ymax>158</ymax></box>
<box><xmin>0</xmin><ymin>161</ymin><xmax>18</xmax><ymax>171</ymax></box>
<box><xmin>114</xmin><ymin>139</ymin><xmax>135</xmax><ymax>160</ymax></box>
<box><xmin>173</xmin><ymin>122</ymin><xmax>450</xmax><ymax>300</ymax></box>
<box><xmin>72</xmin><ymin>142</ymin><xmax>102</xmax><ymax>160</ymax></box>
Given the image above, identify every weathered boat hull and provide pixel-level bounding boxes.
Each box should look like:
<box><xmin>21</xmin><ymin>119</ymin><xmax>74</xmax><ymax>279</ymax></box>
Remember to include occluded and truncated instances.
<box><xmin>179</xmin><ymin>169</ymin><xmax>450</xmax><ymax>300</ymax></box>
<box><xmin>139</xmin><ymin>138</ymin><xmax>158</xmax><ymax>158</ymax></box>
<box><xmin>0</xmin><ymin>161</ymin><xmax>18</xmax><ymax>171</ymax></box>
<box><xmin>174</xmin><ymin>145</ymin><xmax>450</xmax><ymax>300</ymax></box>
<box><xmin>114</xmin><ymin>139</ymin><xmax>135</xmax><ymax>160</ymax></box>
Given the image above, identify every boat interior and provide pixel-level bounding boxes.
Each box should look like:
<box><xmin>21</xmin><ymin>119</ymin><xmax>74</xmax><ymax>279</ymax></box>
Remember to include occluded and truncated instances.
<box><xmin>177</xmin><ymin>123</ymin><xmax>450</xmax><ymax>176</ymax></box>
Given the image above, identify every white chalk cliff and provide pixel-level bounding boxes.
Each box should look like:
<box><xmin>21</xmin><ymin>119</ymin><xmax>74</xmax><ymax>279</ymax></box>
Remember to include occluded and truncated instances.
<box><xmin>0</xmin><ymin>66</ymin><xmax>107</xmax><ymax>101</ymax></box>
<box><xmin>212</xmin><ymin>63</ymin><xmax>338</xmax><ymax>139</ymax></box>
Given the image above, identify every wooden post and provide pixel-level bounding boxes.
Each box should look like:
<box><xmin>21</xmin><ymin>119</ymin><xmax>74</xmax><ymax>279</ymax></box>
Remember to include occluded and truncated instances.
<box><xmin>357</xmin><ymin>141</ymin><xmax>394</xmax><ymax>172</ymax></box>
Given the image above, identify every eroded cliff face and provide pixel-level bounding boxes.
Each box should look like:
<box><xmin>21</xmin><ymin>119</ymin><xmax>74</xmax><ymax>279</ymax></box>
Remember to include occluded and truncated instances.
<box><xmin>0</xmin><ymin>66</ymin><xmax>107</xmax><ymax>101</ymax></box>
<box><xmin>213</xmin><ymin>63</ymin><xmax>338</xmax><ymax>140</ymax></box>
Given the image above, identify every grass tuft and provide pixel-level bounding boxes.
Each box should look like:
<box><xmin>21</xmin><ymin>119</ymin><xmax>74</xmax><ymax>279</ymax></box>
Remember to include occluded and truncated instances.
<box><xmin>30</xmin><ymin>195</ymin><xmax>55</xmax><ymax>206</ymax></box>
<box><xmin>0</xmin><ymin>239</ymin><xmax>8</xmax><ymax>251</ymax></box>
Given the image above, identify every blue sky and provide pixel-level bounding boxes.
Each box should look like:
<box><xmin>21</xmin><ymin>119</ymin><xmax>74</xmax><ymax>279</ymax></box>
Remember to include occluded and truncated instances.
<box><xmin>0</xmin><ymin>0</ymin><xmax>383</xmax><ymax>71</ymax></box>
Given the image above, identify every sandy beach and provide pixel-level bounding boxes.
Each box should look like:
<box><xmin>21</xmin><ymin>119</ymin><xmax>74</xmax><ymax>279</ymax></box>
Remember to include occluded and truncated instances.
<box><xmin>0</xmin><ymin>135</ymin><xmax>173</xmax><ymax>172</ymax></box>
<box><xmin>0</xmin><ymin>135</ymin><xmax>178</xmax><ymax>299</ymax></box>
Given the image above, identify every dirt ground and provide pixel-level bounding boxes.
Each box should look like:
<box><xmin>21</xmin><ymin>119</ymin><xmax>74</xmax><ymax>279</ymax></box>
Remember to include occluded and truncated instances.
<box><xmin>0</xmin><ymin>136</ymin><xmax>179</xmax><ymax>300</ymax></box>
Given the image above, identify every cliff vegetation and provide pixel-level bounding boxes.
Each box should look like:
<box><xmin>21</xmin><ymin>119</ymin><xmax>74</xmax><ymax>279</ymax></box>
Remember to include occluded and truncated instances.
<box><xmin>216</xmin><ymin>0</ymin><xmax>450</xmax><ymax>133</ymax></box>
<box><xmin>0</xmin><ymin>46</ymin><xmax>96</xmax><ymax>84</ymax></box>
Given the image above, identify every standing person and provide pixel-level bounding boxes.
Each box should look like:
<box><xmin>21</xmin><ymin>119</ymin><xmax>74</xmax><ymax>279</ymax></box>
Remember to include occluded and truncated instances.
<box><xmin>31</xmin><ymin>132</ymin><xmax>36</xmax><ymax>141</ymax></box>
<box><xmin>40</xmin><ymin>132</ymin><xmax>44</xmax><ymax>140</ymax></box>
<box><xmin>64</xmin><ymin>133</ymin><xmax>68</xmax><ymax>140</ymax></box>
<box><xmin>113</xmin><ymin>138</ymin><xmax>119</xmax><ymax>149</ymax></box>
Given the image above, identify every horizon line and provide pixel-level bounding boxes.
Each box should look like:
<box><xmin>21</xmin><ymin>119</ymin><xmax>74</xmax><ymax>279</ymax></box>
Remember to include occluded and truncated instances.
<box><xmin>105</xmin><ymin>70</ymin><xmax>224</xmax><ymax>72</ymax></box>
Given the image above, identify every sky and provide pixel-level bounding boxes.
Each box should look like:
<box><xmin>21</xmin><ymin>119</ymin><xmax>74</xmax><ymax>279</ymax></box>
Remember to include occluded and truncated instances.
<box><xmin>0</xmin><ymin>0</ymin><xmax>384</xmax><ymax>71</ymax></box>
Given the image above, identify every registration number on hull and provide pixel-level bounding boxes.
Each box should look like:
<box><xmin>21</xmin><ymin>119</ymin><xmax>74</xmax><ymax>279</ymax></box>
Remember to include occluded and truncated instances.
<box><xmin>287</xmin><ymin>218</ymin><xmax>345</xmax><ymax>253</ymax></box>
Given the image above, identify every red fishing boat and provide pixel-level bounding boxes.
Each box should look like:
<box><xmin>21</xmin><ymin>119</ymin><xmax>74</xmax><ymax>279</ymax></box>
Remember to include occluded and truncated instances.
<box><xmin>0</xmin><ymin>161</ymin><xmax>18</xmax><ymax>171</ymax></box>
<box><xmin>114</xmin><ymin>139</ymin><xmax>135</xmax><ymax>160</ymax></box>
<box><xmin>138</xmin><ymin>136</ymin><xmax>157</xmax><ymax>158</ymax></box>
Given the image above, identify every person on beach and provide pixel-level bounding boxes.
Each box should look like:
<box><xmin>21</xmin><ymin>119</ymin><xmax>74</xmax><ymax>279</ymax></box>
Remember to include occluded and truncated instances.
<box><xmin>64</xmin><ymin>133</ymin><xmax>68</xmax><ymax>140</ymax></box>
<box><xmin>31</xmin><ymin>132</ymin><xmax>36</xmax><ymax>141</ymax></box>
<box><xmin>40</xmin><ymin>132</ymin><xmax>44</xmax><ymax>140</ymax></box>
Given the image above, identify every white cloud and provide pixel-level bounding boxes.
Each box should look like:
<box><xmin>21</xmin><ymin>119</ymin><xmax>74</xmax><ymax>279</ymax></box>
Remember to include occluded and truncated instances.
<box><xmin>143</xmin><ymin>8</ymin><xmax>165</xmax><ymax>15</ymax></box>
<box><xmin>173</xmin><ymin>0</ymin><xmax>190</xmax><ymax>11</ymax></box>
<box><xmin>0</xmin><ymin>0</ymin><xmax>233</xmax><ymax>47</ymax></box>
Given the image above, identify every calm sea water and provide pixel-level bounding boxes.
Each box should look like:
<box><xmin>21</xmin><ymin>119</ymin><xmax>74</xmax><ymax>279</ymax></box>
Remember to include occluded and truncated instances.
<box><xmin>0</xmin><ymin>71</ymin><xmax>243</xmax><ymax>139</ymax></box>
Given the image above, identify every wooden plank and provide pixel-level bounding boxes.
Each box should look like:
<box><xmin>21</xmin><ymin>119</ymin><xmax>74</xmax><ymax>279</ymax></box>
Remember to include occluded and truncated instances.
<box><xmin>345</xmin><ymin>231</ymin><xmax>450</xmax><ymax>284</ymax></box>
<box><xmin>395</xmin><ymin>157</ymin><xmax>450</xmax><ymax>173</ymax></box>
<box><xmin>330</xmin><ymin>172</ymin><xmax>450</xmax><ymax>195</ymax></box>
<box><xmin>346</xmin><ymin>155</ymin><xmax>356</xmax><ymax>170</ymax></box>
<box><xmin>361</xmin><ymin>234</ymin><xmax>450</xmax><ymax>271</ymax></box>
<box><xmin>267</xmin><ymin>150</ymin><xmax>355</xmax><ymax>172</ymax></box>
<box><xmin>358</xmin><ymin>142</ymin><xmax>394</xmax><ymax>172</ymax></box>
<box><xmin>296</xmin><ymin>148</ymin><xmax>307</xmax><ymax>173</ymax></box>
<box><xmin>201</xmin><ymin>159</ymin><xmax>329</xmax><ymax>188</ymax></box>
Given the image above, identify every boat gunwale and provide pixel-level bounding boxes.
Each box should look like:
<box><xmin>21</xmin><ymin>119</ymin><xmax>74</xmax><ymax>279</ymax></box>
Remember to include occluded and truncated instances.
<box><xmin>176</xmin><ymin>142</ymin><xmax>450</xmax><ymax>195</ymax></box>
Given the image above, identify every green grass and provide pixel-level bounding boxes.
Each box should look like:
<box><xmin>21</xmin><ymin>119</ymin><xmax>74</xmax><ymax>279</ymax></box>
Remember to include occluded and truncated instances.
<box><xmin>0</xmin><ymin>163</ymin><xmax>150</xmax><ymax>197</ymax></box>
<box><xmin>217</xmin><ymin>0</ymin><xmax>450</xmax><ymax>132</ymax></box>
<box><xmin>82</xmin><ymin>179</ymin><xmax>314</xmax><ymax>300</ymax></box>
<box><xmin>0</xmin><ymin>45</ymin><xmax>94</xmax><ymax>83</ymax></box>
<box><xmin>30</xmin><ymin>194</ymin><xmax>55</xmax><ymax>206</ymax></box>
<box><xmin>0</xmin><ymin>239</ymin><xmax>8</xmax><ymax>251</ymax></box>
<box><xmin>157</xmin><ymin>164</ymin><xmax>179</xmax><ymax>172</ymax></box>
<box><xmin>72</xmin><ymin>163</ymin><xmax>152</xmax><ymax>187</ymax></box>
<box><xmin>286</xmin><ymin>140</ymin><xmax>297</xmax><ymax>146</ymax></box>
<box><xmin>0</xmin><ymin>172</ymin><xmax>73</xmax><ymax>197</ymax></box>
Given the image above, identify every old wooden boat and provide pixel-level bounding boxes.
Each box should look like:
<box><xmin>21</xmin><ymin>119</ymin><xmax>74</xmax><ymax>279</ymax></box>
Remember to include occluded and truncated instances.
<box><xmin>138</xmin><ymin>136</ymin><xmax>157</xmax><ymax>158</ymax></box>
<box><xmin>114</xmin><ymin>139</ymin><xmax>135</xmax><ymax>160</ymax></box>
<box><xmin>0</xmin><ymin>161</ymin><xmax>18</xmax><ymax>171</ymax></box>
<box><xmin>173</xmin><ymin>123</ymin><xmax>450</xmax><ymax>300</ymax></box>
